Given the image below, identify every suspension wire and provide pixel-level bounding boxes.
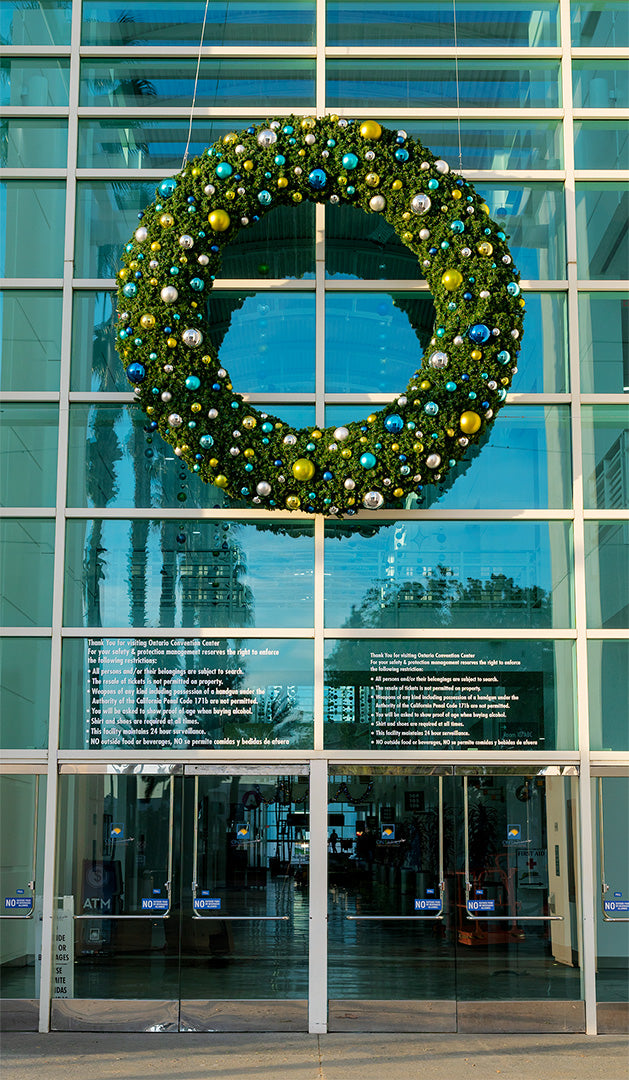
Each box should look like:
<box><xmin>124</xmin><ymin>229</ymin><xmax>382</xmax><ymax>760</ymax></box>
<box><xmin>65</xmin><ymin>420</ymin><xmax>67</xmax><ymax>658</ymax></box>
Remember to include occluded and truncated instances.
<box><xmin>452</xmin><ymin>0</ymin><xmax>464</xmax><ymax>172</ymax></box>
<box><xmin>181</xmin><ymin>0</ymin><xmax>212</xmax><ymax>171</ymax></box>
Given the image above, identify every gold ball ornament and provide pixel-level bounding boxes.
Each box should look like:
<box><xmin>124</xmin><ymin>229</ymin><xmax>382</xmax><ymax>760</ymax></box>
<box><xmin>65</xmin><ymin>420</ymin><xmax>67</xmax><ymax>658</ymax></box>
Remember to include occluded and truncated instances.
<box><xmin>286</xmin><ymin>496</ymin><xmax>301</xmax><ymax>510</ymax></box>
<box><xmin>159</xmin><ymin>213</ymin><xmax>174</xmax><ymax>228</ymax></box>
<box><xmin>292</xmin><ymin>458</ymin><xmax>316</xmax><ymax>481</ymax></box>
<box><xmin>360</xmin><ymin>120</ymin><xmax>382</xmax><ymax>140</ymax></box>
<box><xmin>460</xmin><ymin>411</ymin><xmax>482</xmax><ymax>434</ymax></box>
<box><xmin>208</xmin><ymin>209</ymin><xmax>231</xmax><ymax>232</ymax></box>
<box><xmin>442</xmin><ymin>269</ymin><xmax>463</xmax><ymax>292</ymax></box>
<box><xmin>214</xmin><ymin>475</ymin><xmax>229</xmax><ymax>488</ymax></box>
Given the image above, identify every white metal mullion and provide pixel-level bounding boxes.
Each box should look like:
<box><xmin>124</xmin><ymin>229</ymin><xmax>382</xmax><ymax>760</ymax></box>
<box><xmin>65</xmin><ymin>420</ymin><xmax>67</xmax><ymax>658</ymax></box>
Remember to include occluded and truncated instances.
<box><xmin>559</xmin><ymin>0</ymin><xmax>597</xmax><ymax>1036</ymax></box>
<box><xmin>307</xmin><ymin>757</ymin><xmax>328</xmax><ymax>1033</ymax></box>
<box><xmin>315</xmin><ymin>0</ymin><xmax>326</xmax><ymax>118</ymax></box>
<box><xmin>36</xmin><ymin>0</ymin><xmax>82</xmax><ymax>1036</ymax></box>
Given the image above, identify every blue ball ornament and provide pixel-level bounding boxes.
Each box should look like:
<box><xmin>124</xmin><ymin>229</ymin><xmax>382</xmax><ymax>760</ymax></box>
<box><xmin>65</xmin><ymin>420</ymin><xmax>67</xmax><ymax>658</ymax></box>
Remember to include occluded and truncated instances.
<box><xmin>497</xmin><ymin>350</ymin><xmax>511</xmax><ymax>364</ymax></box>
<box><xmin>308</xmin><ymin>168</ymin><xmax>327</xmax><ymax>190</ymax></box>
<box><xmin>507</xmin><ymin>281</ymin><xmax>521</xmax><ymax>296</ymax></box>
<box><xmin>424</xmin><ymin>401</ymin><xmax>439</xmax><ymax>416</ymax></box>
<box><xmin>341</xmin><ymin>153</ymin><xmax>358</xmax><ymax>170</ymax></box>
<box><xmin>190</xmin><ymin>277</ymin><xmax>204</xmax><ymax>291</ymax></box>
<box><xmin>450</xmin><ymin>219</ymin><xmax>465</xmax><ymax>233</ymax></box>
<box><xmin>215</xmin><ymin>162</ymin><xmax>233</xmax><ymax>179</ymax></box>
<box><xmin>384</xmin><ymin>414</ymin><xmax>404</xmax><ymax>433</ymax></box>
<box><xmin>122</xmin><ymin>283</ymin><xmax>137</xmax><ymax>297</ymax></box>
<box><xmin>428</xmin><ymin>178</ymin><xmax>439</xmax><ymax>190</ymax></box>
<box><xmin>185</xmin><ymin>375</ymin><xmax>201</xmax><ymax>390</ymax></box>
<box><xmin>158</xmin><ymin>178</ymin><xmax>177</xmax><ymax>197</ymax></box>
<box><xmin>199</xmin><ymin>434</ymin><xmax>214</xmax><ymax>449</ymax></box>
<box><xmin>468</xmin><ymin>323</ymin><xmax>491</xmax><ymax>344</ymax></box>
<box><xmin>258</xmin><ymin>190</ymin><xmax>272</xmax><ymax>205</ymax></box>
<box><xmin>394</xmin><ymin>148</ymin><xmax>409</xmax><ymax>162</ymax></box>
<box><xmin>274</xmin><ymin>154</ymin><xmax>286</xmax><ymax>165</ymax></box>
<box><xmin>126</xmin><ymin>362</ymin><xmax>146</xmax><ymax>383</ymax></box>
<box><xmin>360</xmin><ymin>453</ymin><xmax>377</xmax><ymax>469</ymax></box>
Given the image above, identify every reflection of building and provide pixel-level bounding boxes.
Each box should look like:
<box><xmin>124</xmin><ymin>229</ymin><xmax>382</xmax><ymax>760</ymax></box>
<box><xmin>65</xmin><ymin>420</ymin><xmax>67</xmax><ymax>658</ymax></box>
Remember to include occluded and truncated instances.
<box><xmin>1</xmin><ymin>0</ymin><xmax>627</xmax><ymax>1044</ymax></box>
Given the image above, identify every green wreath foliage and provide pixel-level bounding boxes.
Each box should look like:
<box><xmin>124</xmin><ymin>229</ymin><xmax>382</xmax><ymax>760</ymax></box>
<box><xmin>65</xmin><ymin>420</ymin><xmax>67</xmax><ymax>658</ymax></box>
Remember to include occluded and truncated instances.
<box><xmin>116</xmin><ymin>115</ymin><xmax>525</xmax><ymax>516</ymax></box>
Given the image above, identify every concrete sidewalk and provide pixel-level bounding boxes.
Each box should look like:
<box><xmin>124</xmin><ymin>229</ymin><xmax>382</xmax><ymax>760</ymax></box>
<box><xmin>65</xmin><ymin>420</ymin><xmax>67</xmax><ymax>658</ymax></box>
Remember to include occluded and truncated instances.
<box><xmin>1</xmin><ymin>1033</ymin><xmax>628</xmax><ymax>1080</ymax></box>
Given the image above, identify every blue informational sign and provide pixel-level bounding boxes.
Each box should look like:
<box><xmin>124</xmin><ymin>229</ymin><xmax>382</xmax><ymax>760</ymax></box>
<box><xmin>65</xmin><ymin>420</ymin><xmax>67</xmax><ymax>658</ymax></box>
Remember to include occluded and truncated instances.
<box><xmin>613</xmin><ymin>891</ymin><xmax>623</xmax><ymax>898</ymax></box>
<box><xmin>507</xmin><ymin>824</ymin><xmax>521</xmax><ymax>841</ymax></box>
<box><xmin>4</xmin><ymin>897</ymin><xmax>32</xmax><ymax>910</ymax></box>
<box><xmin>381</xmin><ymin>825</ymin><xmax>395</xmax><ymax>841</ymax></box>
<box><xmin>468</xmin><ymin>898</ymin><xmax>496</xmax><ymax>912</ymax></box>
<box><xmin>414</xmin><ymin>898</ymin><xmax>441</xmax><ymax>911</ymax></box>
<box><xmin>604</xmin><ymin>900</ymin><xmax>629</xmax><ymax>912</ymax></box>
<box><xmin>141</xmin><ymin>897</ymin><xmax>168</xmax><ymax>911</ymax></box>
<box><xmin>110</xmin><ymin>824</ymin><xmax>124</xmax><ymax>840</ymax></box>
<box><xmin>194</xmin><ymin>897</ymin><xmax>221</xmax><ymax>910</ymax></box>
<box><xmin>236</xmin><ymin>823</ymin><xmax>251</xmax><ymax>840</ymax></box>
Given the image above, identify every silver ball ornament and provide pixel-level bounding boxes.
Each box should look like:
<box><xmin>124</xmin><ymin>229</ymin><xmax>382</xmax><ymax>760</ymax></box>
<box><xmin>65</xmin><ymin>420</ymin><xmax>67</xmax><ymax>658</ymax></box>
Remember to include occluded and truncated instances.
<box><xmin>161</xmin><ymin>391</ymin><xmax>172</xmax><ymax>401</ymax></box>
<box><xmin>434</xmin><ymin>159</ymin><xmax>450</xmax><ymax>174</ymax></box>
<box><xmin>334</xmin><ymin>427</ymin><xmax>349</xmax><ymax>442</ymax></box>
<box><xmin>257</xmin><ymin>129</ymin><xmax>277</xmax><ymax>147</ymax></box>
<box><xmin>168</xmin><ymin>413</ymin><xmax>183</xmax><ymax>427</ymax></box>
<box><xmin>363</xmin><ymin>491</ymin><xmax>384</xmax><ymax>509</ymax></box>
<box><xmin>160</xmin><ymin>285</ymin><xmax>178</xmax><ymax>304</ymax></box>
<box><xmin>429</xmin><ymin>350</ymin><xmax>448</xmax><ymax>369</ymax></box>
<box><xmin>204</xmin><ymin>184</ymin><xmax>215</xmax><ymax>196</ymax></box>
<box><xmin>179</xmin><ymin>234</ymin><xmax>194</xmax><ymax>249</ymax></box>
<box><xmin>304</xmin><ymin>133</ymin><xmax>316</xmax><ymax>145</ymax></box>
<box><xmin>344</xmin><ymin>478</ymin><xmax>356</xmax><ymax>490</ymax></box>
<box><xmin>182</xmin><ymin>327</ymin><xmax>203</xmax><ymax>348</ymax></box>
<box><xmin>369</xmin><ymin>195</ymin><xmax>386</xmax><ymax>212</ymax></box>
<box><xmin>411</xmin><ymin>193</ymin><xmax>431</xmax><ymax>215</ymax></box>
<box><xmin>208</xmin><ymin>408</ymin><xmax>218</xmax><ymax>419</ymax></box>
<box><xmin>256</xmin><ymin>481</ymin><xmax>272</xmax><ymax>497</ymax></box>
<box><xmin>197</xmin><ymin>254</ymin><xmax>209</xmax><ymax>265</ymax></box>
<box><xmin>426</xmin><ymin>453</ymin><xmax>441</xmax><ymax>469</ymax></box>
<box><xmin>134</xmin><ymin>226</ymin><xmax>148</xmax><ymax>243</ymax></box>
<box><xmin>419</xmin><ymin>228</ymin><xmax>430</xmax><ymax>240</ymax></box>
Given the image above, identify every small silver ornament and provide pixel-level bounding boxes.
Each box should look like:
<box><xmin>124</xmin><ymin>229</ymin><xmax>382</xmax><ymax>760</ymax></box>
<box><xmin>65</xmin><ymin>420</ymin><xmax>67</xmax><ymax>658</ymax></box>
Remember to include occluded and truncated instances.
<box><xmin>461</xmin><ymin>247</ymin><xmax>472</xmax><ymax>257</ymax></box>
<box><xmin>149</xmin><ymin>259</ymin><xmax>159</xmax><ymax>269</ymax></box>
<box><xmin>257</xmin><ymin>129</ymin><xmax>277</xmax><ymax>147</ymax></box>
<box><xmin>419</xmin><ymin>228</ymin><xmax>430</xmax><ymax>240</ymax></box>
<box><xmin>160</xmin><ymin>285</ymin><xmax>178</xmax><ymax>304</ymax></box>
<box><xmin>208</xmin><ymin>408</ymin><xmax>218</xmax><ymax>419</ymax></box>
<box><xmin>168</xmin><ymin>413</ymin><xmax>183</xmax><ymax>427</ymax></box>
<box><xmin>235</xmin><ymin>144</ymin><xmax>245</xmax><ymax>154</ymax></box>
<box><xmin>198</xmin><ymin>254</ymin><xmax>209</xmax><ymax>265</ymax></box>
<box><xmin>256</xmin><ymin>481</ymin><xmax>272</xmax><ymax>496</ymax></box>
<box><xmin>453</xmin><ymin>335</ymin><xmax>464</xmax><ymax>346</ymax></box>
<box><xmin>369</xmin><ymin>195</ymin><xmax>386</xmax><ymax>212</ymax></box>
<box><xmin>161</xmin><ymin>391</ymin><xmax>172</xmax><ymax>401</ymax></box>
<box><xmin>426</xmin><ymin>453</ymin><xmax>441</xmax><ymax>469</ymax></box>
<box><xmin>344</xmin><ymin>478</ymin><xmax>356</xmax><ymax>490</ymax></box>
<box><xmin>217</xmin><ymin>368</ymin><xmax>227</xmax><ymax>378</ymax></box>
<box><xmin>434</xmin><ymin>159</ymin><xmax>450</xmax><ymax>174</ymax></box>
<box><xmin>283</xmin><ymin>433</ymin><xmax>297</xmax><ymax>445</ymax></box>
<box><xmin>179</xmin><ymin>234</ymin><xmax>194</xmax><ymax>249</ymax></box>
<box><xmin>182</xmin><ymin>327</ymin><xmax>203</xmax><ymax>348</ymax></box>
<box><xmin>429</xmin><ymin>350</ymin><xmax>448</xmax><ymax>369</ymax></box>
<box><xmin>363</xmin><ymin>491</ymin><xmax>384</xmax><ymax>509</ymax></box>
<box><xmin>204</xmin><ymin>184</ymin><xmax>215</xmax><ymax>196</ymax></box>
<box><xmin>411</xmin><ymin>193</ymin><xmax>431</xmax><ymax>215</ymax></box>
<box><xmin>304</xmin><ymin>133</ymin><xmax>316</xmax><ymax>145</ymax></box>
<box><xmin>134</xmin><ymin>226</ymin><xmax>148</xmax><ymax>243</ymax></box>
<box><xmin>334</xmin><ymin>426</ymin><xmax>350</xmax><ymax>442</ymax></box>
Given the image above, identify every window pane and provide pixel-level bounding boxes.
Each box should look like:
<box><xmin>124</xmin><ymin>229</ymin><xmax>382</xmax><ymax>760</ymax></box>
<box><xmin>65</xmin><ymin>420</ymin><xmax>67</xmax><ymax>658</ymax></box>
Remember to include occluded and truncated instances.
<box><xmin>208</xmin><ymin>292</ymin><xmax>315</xmax><ymax>392</ymax></box>
<box><xmin>0</xmin><ymin>119</ymin><xmax>68</xmax><ymax>169</ymax></box>
<box><xmin>64</xmin><ymin>519</ymin><xmax>314</xmax><ymax>628</ymax></box>
<box><xmin>326</xmin><ymin>60</ymin><xmax>561</xmax><ymax>109</ymax></box>
<box><xmin>324</xmin><ymin>638</ymin><xmax>575</xmax><ymax>750</ymax></box>
<box><xmin>0</xmin><ymin>182</ymin><xmax>66</xmax><ymax>278</ymax></box>
<box><xmin>573</xmin><ymin>61</ymin><xmax>629</xmax><ymax>108</ymax></box>
<box><xmin>576</xmin><ymin>185</ymin><xmax>629</xmax><ymax>281</ymax></box>
<box><xmin>327</xmin><ymin>0</ymin><xmax>559</xmax><ymax>46</ymax></box>
<box><xmin>0</xmin><ymin>404</ymin><xmax>58</xmax><ymax>506</ymax></box>
<box><xmin>585</xmin><ymin>520</ymin><xmax>629</xmax><ymax>628</ymax></box>
<box><xmin>480</xmin><ymin>183</ymin><xmax>566</xmax><ymax>280</ymax></box>
<box><xmin>0</xmin><ymin>519</ymin><xmax>55</xmax><ymax>626</ymax></box>
<box><xmin>82</xmin><ymin>0</ymin><xmax>315</xmax><ymax>45</ymax></box>
<box><xmin>1</xmin><ymin>1</ymin><xmax>72</xmax><ymax>44</ymax></box>
<box><xmin>325</xmin><ymin>203</ymin><xmax>422</xmax><ymax>280</ymax></box>
<box><xmin>79</xmin><ymin>59</ymin><xmax>315</xmax><ymax>108</ymax></box>
<box><xmin>67</xmin><ymin>403</ymin><xmax>315</xmax><ymax>508</ymax></box>
<box><xmin>578</xmin><ymin>292</ymin><xmax>629</xmax><ymax>394</ymax></box>
<box><xmin>70</xmin><ymin>290</ymin><xmax>120</xmax><ymax>391</ymax></box>
<box><xmin>589</xmin><ymin>640</ymin><xmax>629</xmax><ymax>751</ymax></box>
<box><xmin>0</xmin><ymin>638</ymin><xmax>50</xmax><ymax>749</ymax></box>
<box><xmin>571</xmin><ymin>1</ymin><xmax>629</xmax><ymax>46</ymax></box>
<box><xmin>325</xmin><ymin>405</ymin><xmax>572</xmax><ymax>509</ymax></box>
<box><xmin>61</xmin><ymin>637</ymin><xmax>314</xmax><ymax>749</ymax></box>
<box><xmin>0</xmin><ymin>57</ymin><xmax>69</xmax><ymax>106</ymax></box>
<box><xmin>0</xmin><ymin>290</ymin><xmax>62</xmax><ymax>391</ymax></box>
<box><xmin>74</xmin><ymin>180</ymin><xmax>157</xmax><ymax>279</ymax></box>
<box><xmin>574</xmin><ymin>122</ymin><xmax>629</xmax><ymax>171</ymax></box>
<box><xmin>218</xmin><ymin>204</ymin><xmax>315</xmax><ymax>280</ymax></box>
<box><xmin>390</xmin><ymin>119</ymin><xmax>563</xmax><ymax>171</ymax></box>
<box><xmin>324</xmin><ymin>520</ymin><xmax>573</xmax><ymax>629</ymax></box>
<box><xmin>582</xmin><ymin>405</ymin><xmax>629</xmax><ymax>510</ymax></box>
<box><xmin>77</xmin><ymin>118</ymin><xmax>259</xmax><ymax>170</ymax></box>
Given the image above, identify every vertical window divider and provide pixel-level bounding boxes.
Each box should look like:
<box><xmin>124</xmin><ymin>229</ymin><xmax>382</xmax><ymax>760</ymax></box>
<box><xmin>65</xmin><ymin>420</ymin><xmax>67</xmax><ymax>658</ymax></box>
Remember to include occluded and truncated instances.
<box><xmin>559</xmin><ymin>0</ymin><xmax>597</xmax><ymax>1036</ymax></box>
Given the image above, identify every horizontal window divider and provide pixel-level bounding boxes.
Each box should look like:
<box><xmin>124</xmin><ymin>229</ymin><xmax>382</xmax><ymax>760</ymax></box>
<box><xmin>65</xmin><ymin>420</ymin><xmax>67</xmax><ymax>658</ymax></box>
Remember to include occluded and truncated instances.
<box><xmin>76</xmin><ymin>106</ymin><xmax>317</xmax><ymax>119</ymax></box>
<box><xmin>575</xmin><ymin>172</ymin><xmax>629</xmax><ymax>182</ymax></box>
<box><xmin>589</xmin><ymin>755</ymin><xmax>629</xmax><ymax>772</ymax></box>
<box><xmin>61</xmin><ymin>507</ymin><xmax>574</xmax><ymax>521</ymax></box>
<box><xmin>67</xmin><ymin>392</ymin><xmax>318</xmax><ymax>404</ymax></box>
<box><xmin>71</xmin><ymin>106</ymin><xmax>565</xmax><ymax>121</ymax></box>
<box><xmin>67</xmin><ymin>168</ymin><xmax>566</xmax><ymax>181</ymax></box>
<box><xmin>0</xmin><ymin>627</ymin><xmax>52</xmax><ymax>637</ymax></box>
<box><xmin>576</xmin><ymin>280</ymin><xmax>629</xmax><ymax>291</ymax></box>
<box><xmin>573</xmin><ymin>109</ymin><xmax>629</xmax><ymax>120</ymax></box>
<box><xmin>580</xmin><ymin>395</ymin><xmax>629</xmax><ymax>404</ymax></box>
<box><xmin>78</xmin><ymin>46</ymin><xmax>318</xmax><ymax>58</ymax></box>
<box><xmin>464</xmin><ymin>170</ymin><xmax>566</xmax><ymax>181</ymax></box>
<box><xmin>70</xmin><ymin>278</ymin><xmax>317</xmax><ymax>291</ymax></box>
<box><xmin>323</xmin><ymin>628</ymin><xmax>576</xmax><ymax>639</ymax></box>
<box><xmin>323</xmin><ymin>392</ymin><xmax>570</xmax><ymax>405</ymax></box>
<box><xmin>582</xmin><ymin>510</ymin><xmax>629</xmax><ymax>520</ymax></box>
<box><xmin>53</xmin><ymin>749</ymin><xmax>581</xmax><ymax>766</ymax></box>
<box><xmin>329</xmin><ymin>107</ymin><xmax>565</xmax><ymax>120</ymax></box>
<box><xmin>0</xmin><ymin>755</ymin><xmax>49</xmax><ymax>770</ymax></box>
<box><xmin>0</xmin><ymin>508</ymin><xmax>55</xmax><ymax>518</ymax></box>
<box><xmin>324</xmin><ymin>46</ymin><xmax>563</xmax><ymax>59</ymax></box>
<box><xmin>1</xmin><ymin>45</ymin><xmax>71</xmax><ymax>56</ymax></box>
<box><xmin>0</xmin><ymin>279</ymin><xmax>64</xmax><ymax>289</ymax></box>
<box><xmin>60</xmin><ymin>627</ymin><xmax>315</xmax><ymax>638</ymax></box>
<box><xmin>64</xmin><ymin>392</ymin><xmax>583</xmax><ymax>406</ymax></box>
<box><xmin>0</xmin><ymin>107</ymin><xmax>69</xmax><ymax>118</ymax></box>
<box><xmin>0</xmin><ymin>169</ymin><xmax>66</xmax><ymax>180</ymax></box>
<box><xmin>586</xmin><ymin>629</ymin><xmax>629</xmax><ymax>638</ymax></box>
<box><xmin>571</xmin><ymin>48</ymin><xmax>629</xmax><ymax>59</ymax></box>
<box><xmin>0</xmin><ymin>392</ymin><xmax>60</xmax><ymax>402</ymax></box>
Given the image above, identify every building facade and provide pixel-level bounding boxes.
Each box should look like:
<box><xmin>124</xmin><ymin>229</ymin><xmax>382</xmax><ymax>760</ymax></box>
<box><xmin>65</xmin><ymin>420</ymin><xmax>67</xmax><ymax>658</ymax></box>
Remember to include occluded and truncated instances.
<box><xmin>1</xmin><ymin>0</ymin><xmax>628</xmax><ymax>1035</ymax></box>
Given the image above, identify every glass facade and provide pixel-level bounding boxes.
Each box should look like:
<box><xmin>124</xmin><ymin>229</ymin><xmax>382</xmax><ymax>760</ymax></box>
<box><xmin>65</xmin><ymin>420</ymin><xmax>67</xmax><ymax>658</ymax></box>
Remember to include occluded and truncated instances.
<box><xmin>0</xmin><ymin>0</ymin><xmax>627</xmax><ymax>1039</ymax></box>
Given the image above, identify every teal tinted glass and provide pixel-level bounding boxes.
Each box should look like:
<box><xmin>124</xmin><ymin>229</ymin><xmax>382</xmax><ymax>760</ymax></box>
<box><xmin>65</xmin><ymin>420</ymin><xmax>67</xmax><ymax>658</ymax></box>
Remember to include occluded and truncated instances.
<box><xmin>326</xmin><ymin>60</ymin><xmax>561</xmax><ymax>109</ymax></box>
<box><xmin>61</xmin><ymin>637</ymin><xmax>314</xmax><ymax>748</ymax></box>
<box><xmin>585</xmin><ymin>521</ymin><xmax>629</xmax><ymax>628</ymax></box>
<box><xmin>576</xmin><ymin>185</ymin><xmax>629</xmax><ymax>280</ymax></box>
<box><xmin>578</xmin><ymin>292</ymin><xmax>629</xmax><ymax>394</ymax></box>
<box><xmin>589</xmin><ymin>641</ymin><xmax>629</xmax><ymax>751</ymax></box>
<box><xmin>325</xmin><ymin>203</ymin><xmax>422</xmax><ymax>280</ymax></box>
<box><xmin>573</xmin><ymin>61</ymin><xmax>629</xmax><ymax>108</ymax></box>
<box><xmin>324</xmin><ymin>638</ymin><xmax>576</xmax><ymax>750</ymax></box>
<box><xmin>208</xmin><ymin>292</ymin><xmax>315</xmax><ymax>392</ymax></box>
<box><xmin>82</xmin><ymin>0</ymin><xmax>315</xmax><ymax>45</ymax></box>
<box><xmin>325</xmin><ymin>291</ymin><xmax>567</xmax><ymax>394</ymax></box>
<box><xmin>326</xmin><ymin>405</ymin><xmax>572</xmax><ymax>510</ymax></box>
<box><xmin>0</xmin><ymin>404</ymin><xmax>58</xmax><ymax>506</ymax></box>
<box><xmin>0</xmin><ymin>290</ymin><xmax>62</xmax><ymax>391</ymax></box>
<box><xmin>1</xmin><ymin>1</ymin><xmax>72</xmax><ymax>44</ymax></box>
<box><xmin>67</xmin><ymin>403</ymin><xmax>315</xmax><ymax>508</ymax></box>
<box><xmin>76</xmin><ymin>117</ymin><xmax>563</xmax><ymax>172</ymax></box>
<box><xmin>0</xmin><ymin>119</ymin><xmax>68</xmax><ymax>168</ymax></box>
<box><xmin>480</xmin><ymin>183</ymin><xmax>566</xmax><ymax>280</ymax></box>
<box><xmin>74</xmin><ymin>180</ymin><xmax>156</xmax><ymax>279</ymax></box>
<box><xmin>582</xmin><ymin>405</ymin><xmax>629</xmax><ymax>510</ymax></box>
<box><xmin>70</xmin><ymin>291</ymin><xmax>119</xmax><ymax>390</ymax></box>
<box><xmin>328</xmin><ymin>0</ymin><xmax>559</xmax><ymax>45</ymax></box>
<box><xmin>0</xmin><ymin>58</ymin><xmax>69</xmax><ymax>106</ymax></box>
<box><xmin>79</xmin><ymin>59</ymin><xmax>315</xmax><ymax>108</ymax></box>
<box><xmin>219</xmin><ymin>204</ymin><xmax>316</xmax><ymax>280</ymax></box>
<box><xmin>0</xmin><ymin>182</ymin><xmax>66</xmax><ymax>278</ymax></box>
<box><xmin>0</xmin><ymin>638</ymin><xmax>50</xmax><ymax>749</ymax></box>
<box><xmin>63</xmin><ymin>519</ymin><xmax>315</xmax><ymax>628</ymax></box>
<box><xmin>324</xmin><ymin>520</ymin><xmax>574</xmax><ymax>629</ymax></box>
<box><xmin>574</xmin><ymin>122</ymin><xmax>629</xmax><ymax>171</ymax></box>
<box><xmin>0</xmin><ymin>519</ymin><xmax>55</xmax><ymax>626</ymax></box>
<box><xmin>571</xmin><ymin>2</ymin><xmax>629</xmax><ymax>45</ymax></box>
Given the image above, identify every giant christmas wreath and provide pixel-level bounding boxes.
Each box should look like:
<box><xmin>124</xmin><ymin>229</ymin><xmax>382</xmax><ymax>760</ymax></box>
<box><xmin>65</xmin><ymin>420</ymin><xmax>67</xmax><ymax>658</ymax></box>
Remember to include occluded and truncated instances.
<box><xmin>116</xmin><ymin>115</ymin><xmax>524</xmax><ymax>515</ymax></box>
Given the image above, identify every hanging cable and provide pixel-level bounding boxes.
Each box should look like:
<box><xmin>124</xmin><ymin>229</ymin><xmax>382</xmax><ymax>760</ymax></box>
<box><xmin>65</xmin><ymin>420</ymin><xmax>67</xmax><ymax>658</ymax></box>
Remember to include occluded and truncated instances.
<box><xmin>181</xmin><ymin>0</ymin><xmax>212</xmax><ymax>171</ymax></box>
<box><xmin>452</xmin><ymin>0</ymin><xmax>463</xmax><ymax>172</ymax></box>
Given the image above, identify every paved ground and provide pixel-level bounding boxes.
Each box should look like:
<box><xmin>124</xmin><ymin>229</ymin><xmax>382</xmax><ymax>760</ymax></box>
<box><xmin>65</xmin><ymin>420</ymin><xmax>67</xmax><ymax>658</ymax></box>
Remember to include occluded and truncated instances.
<box><xmin>1</xmin><ymin>1033</ymin><xmax>628</xmax><ymax>1080</ymax></box>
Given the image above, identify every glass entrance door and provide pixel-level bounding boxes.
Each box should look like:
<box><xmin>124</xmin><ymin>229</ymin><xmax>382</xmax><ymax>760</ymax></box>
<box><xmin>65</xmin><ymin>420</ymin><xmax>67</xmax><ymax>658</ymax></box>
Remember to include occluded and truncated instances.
<box><xmin>328</xmin><ymin>766</ymin><xmax>584</xmax><ymax>1032</ymax></box>
<box><xmin>594</xmin><ymin>772</ymin><xmax>629</xmax><ymax>1034</ymax></box>
<box><xmin>0</xmin><ymin>770</ymin><xmax>46</xmax><ymax>1031</ymax></box>
<box><xmin>51</xmin><ymin>764</ymin><xmax>309</xmax><ymax>1031</ymax></box>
